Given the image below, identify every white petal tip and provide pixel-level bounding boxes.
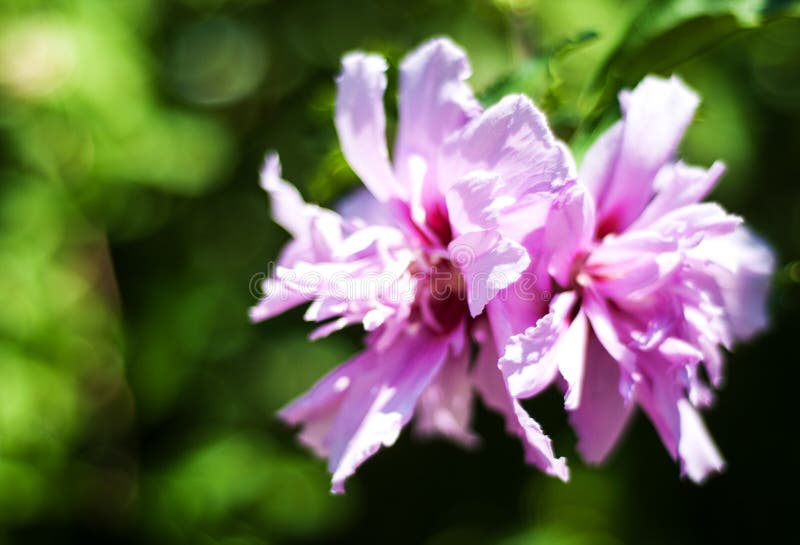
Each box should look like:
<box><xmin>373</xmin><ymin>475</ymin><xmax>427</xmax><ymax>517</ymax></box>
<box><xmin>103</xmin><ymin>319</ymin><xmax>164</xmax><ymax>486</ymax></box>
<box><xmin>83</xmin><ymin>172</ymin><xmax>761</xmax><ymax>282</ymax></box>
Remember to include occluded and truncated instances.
<box><xmin>259</xmin><ymin>152</ymin><xmax>281</xmax><ymax>191</ymax></box>
<box><xmin>549</xmin><ymin>459</ymin><xmax>570</xmax><ymax>482</ymax></box>
<box><xmin>468</xmin><ymin>298</ymin><xmax>487</xmax><ymax>318</ymax></box>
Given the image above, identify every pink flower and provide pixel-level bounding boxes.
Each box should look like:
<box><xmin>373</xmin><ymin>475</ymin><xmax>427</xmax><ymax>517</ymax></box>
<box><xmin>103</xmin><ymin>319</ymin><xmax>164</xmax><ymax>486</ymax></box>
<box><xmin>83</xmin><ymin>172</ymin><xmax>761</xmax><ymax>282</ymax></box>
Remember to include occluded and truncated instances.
<box><xmin>250</xmin><ymin>38</ymin><xmax>574</xmax><ymax>492</ymax></box>
<box><xmin>499</xmin><ymin>76</ymin><xmax>774</xmax><ymax>482</ymax></box>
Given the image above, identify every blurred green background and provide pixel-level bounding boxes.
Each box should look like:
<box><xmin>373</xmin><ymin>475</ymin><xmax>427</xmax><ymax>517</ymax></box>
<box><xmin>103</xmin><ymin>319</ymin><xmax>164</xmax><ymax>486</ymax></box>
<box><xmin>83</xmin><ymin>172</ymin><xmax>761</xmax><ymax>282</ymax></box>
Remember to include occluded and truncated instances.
<box><xmin>1</xmin><ymin>0</ymin><xmax>798</xmax><ymax>543</ymax></box>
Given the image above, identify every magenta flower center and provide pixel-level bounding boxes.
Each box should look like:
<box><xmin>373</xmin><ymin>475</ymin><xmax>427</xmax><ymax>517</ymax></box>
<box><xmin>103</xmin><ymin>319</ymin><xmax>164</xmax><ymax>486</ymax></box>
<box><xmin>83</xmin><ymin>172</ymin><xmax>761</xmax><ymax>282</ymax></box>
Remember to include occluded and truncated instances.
<box><xmin>418</xmin><ymin>255</ymin><xmax>468</xmax><ymax>334</ymax></box>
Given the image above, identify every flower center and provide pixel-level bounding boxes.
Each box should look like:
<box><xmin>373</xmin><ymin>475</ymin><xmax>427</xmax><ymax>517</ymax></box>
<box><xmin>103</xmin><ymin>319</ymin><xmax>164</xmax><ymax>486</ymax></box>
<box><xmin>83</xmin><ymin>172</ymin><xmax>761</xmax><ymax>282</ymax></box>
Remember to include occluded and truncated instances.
<box><xmin>567</xmin><ymin>251</ymin><xmax>592</xmax><ymax>290</ymax></box>
<box><xmin>416</xmin><ymin>255</ymin><xmax>468</xmax><ymax>334</ymax></box>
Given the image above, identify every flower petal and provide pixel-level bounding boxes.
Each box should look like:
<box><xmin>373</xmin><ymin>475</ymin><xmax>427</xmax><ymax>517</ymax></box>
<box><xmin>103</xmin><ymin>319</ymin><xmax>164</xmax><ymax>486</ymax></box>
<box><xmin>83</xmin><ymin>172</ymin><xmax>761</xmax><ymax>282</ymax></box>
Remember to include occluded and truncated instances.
<box><xmin>335</xmin><ymin>53</ymin><xmax>399</xmax><ymax>201</ymax></box>
<box><xmin>677</xmin><ymin>399</ymin><xmax>725</xmax><ymax>483</ymax></box>
<box><xmin>648</xmin><ymin>202</ymin><xmax>742</xmax><ymax>247</ymax></box>
<box><xmin>559</xmin><ymin>309</ymin><xmax>589</xmax><ymax>410</ymax></box>
<box><xmin>635</xmin><ymin>358</ymin><xmax>686</xmax><ymax>460</ymax></box>
<box><xmin>394</xmin><ymin>37</ymin><xmax>481</xmax><ymax>188</ymax></box>
<box><xmin>590</xmin><ymin>251</ymin><xmax>682</xmax><ymax>302</ymax></box>
<box><xmin>636</xmin><ymin>353</ymin><xmax>725</xmax><ymax>482</ymax></box>
<box><xmin>543</xmin><ymin>183</ymin><xmax>595</xmax><ymax>287</ymax></box>
<box><xmin>509</xmin><ymin>398</ymin><xmax>570</xmax><ymax>481</ymax></box>
<box><xmin>249</xmin><ymin>276</ymin><xmax>309</xmax><ymax>322</ymax></box>
<box><xmin>583</xmin><ymin>76</ymin><xmax>700</xmax><ymax>233</ymax></box>
<box><xmin>336</xmin><ymin>187</ymin><xmax>398</xmax><ymax>227</ymax></box>
<box><xmin>582</xmin><ymin>289</ymin><xmax>637</xmax><ymax>374</ymax></box>
<box><xmin>485</xmin><ymin>280</ymin><xmax>551</xmax><ymax>353</ymax></box>
<box><xmin>449</xmin><ymin>229</ymin><xmax>530</xmax><ymax>317</ymax></box>
<box><xmin>569</xmin><ymin>331</ymin><xmax>634</xmax><ymax>463</ymax></box>
<box><xmin>445</xmin><ymin>170</ymin><xmax>511</xmax><ymax>235</ymax></box>
<box><xmin>440</xmin><ymin>94</ymin><xmax>574</xmax><ymax>197</ymax></box>
<box><xmin>253</xmin><ymin>158</ymin><xmax>341</xmax><ymax>322</ymax></box>
<box><xmin>260</xmin><ymin>153</ymin><xmax>319</xmax><ymax>238</ymax></box>
<box><xmin>415</xmin><ymin>343</ymin><xmax>478</xmax><ymax>447</ymax></box>
<box><xmin>278</xmin><ymin>351</ymin><xmax>370</xmax><ymax>457</ymax></box>
<box><xmin>471</xmin><ymin>327</ymin><xmax>569</xmax><ymax>481</ymax></box>
<box><xmin>689</xmin><ymin>226</ymin><xmax>775</xmax><ymax>340</ymax></box>
<box><xmin>632</xmin><ymin>161</ymin><xmax>726</xmax><ymax>229</ymax></box>
<box><xmin>579</xmin><ymin>121</ymin><xmax>623</xmax><ymax>207</ymax></box>
<box><xmin>327</xmin><ymin>328</ymin><xmax>450</xmax><ymax>493</ymax></box>
<box><xmin>499</xmin><ymin>292</ymin><xmax>577</xmax><ymax>399</ymax></box>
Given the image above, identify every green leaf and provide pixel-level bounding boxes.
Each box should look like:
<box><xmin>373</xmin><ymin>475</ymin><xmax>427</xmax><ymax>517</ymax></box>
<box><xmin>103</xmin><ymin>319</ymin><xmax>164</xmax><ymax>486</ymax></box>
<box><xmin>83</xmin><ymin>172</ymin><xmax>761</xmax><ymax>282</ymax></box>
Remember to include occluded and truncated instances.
<box><xmin>479</xmin><ymin>31</ymin><xmax>599</xmax><ymax>109</ymax></box>
<box><xmin>576</xmin><ymin>0</ymin><xmax>800</xmax><ymax>138</ymax></box>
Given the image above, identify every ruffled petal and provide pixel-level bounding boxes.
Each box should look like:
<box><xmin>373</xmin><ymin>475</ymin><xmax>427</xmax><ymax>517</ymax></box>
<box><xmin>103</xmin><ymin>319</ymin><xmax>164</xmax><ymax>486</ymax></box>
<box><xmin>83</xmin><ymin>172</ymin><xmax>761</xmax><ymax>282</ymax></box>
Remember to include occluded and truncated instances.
<box><xmin>583</xmin><ymin>76</ymin><xmax>700</xmax><ymax>233</ymax></box>
<box><xmin>449</xmin><ymin>229</ymin><xmax>530</xmax><ymax>317</ymax></box>
<box><xmin>336</xmin><ymin>187</ymin><xmax>398</xmax><ymax>228</ymax></box>
<box><xmin>326</xmin><ymin>328</ymin><xmax>450</xmax><ymax>493</ymax></box>
<box><xmin>415</xmin><ymin>343</ymin><xmax>478</xmax><ymax>446</ymax></box>
<box><xmin>253</xmin><ymin>155</ymin><xmax>344</xmax><ymax>321</ymax></box>
<box><xmin>543</xmin><ymin>182</ymin><xmax>596</xmax><ymax>287</ymax></box>
<box><xmin>260</xmin><ymin>153</ymin><xmax>320</xmax><ymax>238</ymax></box>
<box><xmin>278</xmin><ymin>351</ymin><xmax>370</xmax><ymax>457</ymax></box>
<box><xmin>394</xmin><ymin>37</ymin><xmax>481</xmax><ymax>190</ymax></box>
<box><xmin>472</xmin><ymin>324</ymin><xmax>569</xmax><ymax>481</ymax></box>
<box><xmin>677</xmin><ymin>399</ymin><xmax>725</xmax><ymax>483</ymax></box>
<box><xmin>559</xmin><ymin>309</ymin><xmax>589</xmax><ymax>410</ymax></box>
<box><xmin>632</xmin><ymin>161</ymin><xmax>726</xmax><ymax>229</ymax></box>
<box><xmin>589</xmin><ymin>250</ymin><xmax>682</xmax><ymax>302</ymax></box>
<box><xmin>635</xmin><ymin>352</ymin><xmax>725</xmax><ymax>483</ymax></box>
<box><xmin>689</xmin><ymin>226</ymin><xmax>775</xmax><ymax>341</ymax></box>
<box><xmin>440</xmin><ymin>94</ymin><xmax>574</xmax><ymax>198</ymax></box>
<box><xmin>260</xmin><ymin>155</ymin><xmax>346</xmax><ymax>263</ymax></box>
<box><xmin>499</xmin><ymin>292</ymin><xmax>577</xmax><ymax>399</ymax></box>
<box><xmin>335</xmin><ymin>53</ymin><xmax>399</xmax><ymax>201</ymax></box>
<box><xmin>648</xmin><ymin>203</ymin><xmax>742</xmax><ymax>247</ymax></box>
<box><xmin>509</xmin><ymin>398</ymin><xmax>570</xmax><ymax>481</ymax></box>
<box><xmin>582</xmin><ymin>289</ymin><xmax>637</xmax><ymax>374</ymax></box>
<box><xmin>569</xmin><ymin>331</ymin><xmax>634</xmax><ymax>463</ymax></box>
<box><xmin>579</xmin><ymin>121</ymin><xmax>623</xmax><ymax>206</ymax></box>
<box><xmin>249</xmin><ymin>276</ymin><xmax>309</xmax><ymax>322</ymax></box>
<box><xmin>445</xmin><ymin>171</ymin><xmax>512</xmax><ymax>235</ymax></box>
<box><xmin>485</xmin><ymin>278</ymin><xmax>551</xmax><ymax>353</ymax></box>
<box><xmin>635</xmin><ymin>357</ymin><xmax>687</xmax><ymax>460</ymax></box>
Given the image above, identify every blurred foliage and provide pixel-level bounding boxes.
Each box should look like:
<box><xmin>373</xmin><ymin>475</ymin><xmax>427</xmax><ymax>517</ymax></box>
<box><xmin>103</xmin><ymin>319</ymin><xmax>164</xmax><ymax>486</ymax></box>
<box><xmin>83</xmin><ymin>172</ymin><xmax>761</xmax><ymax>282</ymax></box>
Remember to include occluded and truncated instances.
<box><xmin>0</xmin><ymin>0</ymin><xmax>798</xmax><ymax>544</ymax></box>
